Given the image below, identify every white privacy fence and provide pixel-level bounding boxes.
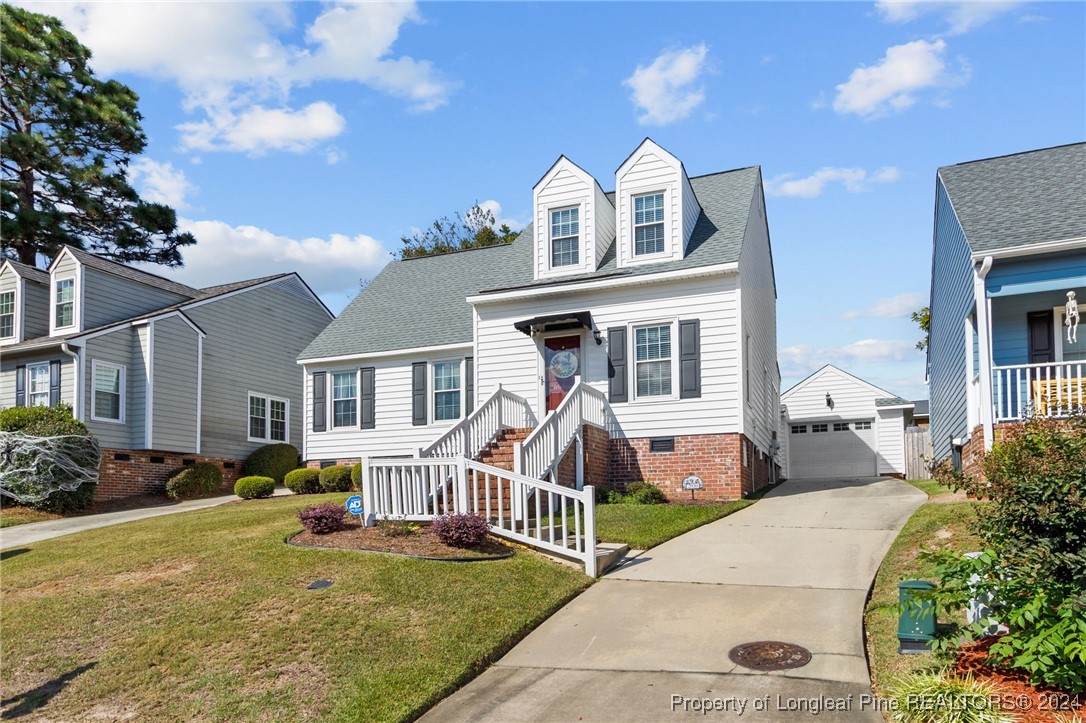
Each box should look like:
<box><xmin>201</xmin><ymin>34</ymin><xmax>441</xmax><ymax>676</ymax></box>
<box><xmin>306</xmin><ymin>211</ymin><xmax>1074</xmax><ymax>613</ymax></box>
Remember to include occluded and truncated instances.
<box><xmin>516</xmin><ymin>381</ymin><xmax>607</xmax><ymax>482</ymax></box>
<box><xmin>420</xmin><ymin>386</ymin><xmax>535</xmax><ymax>459</ymax></box>
<box><xmin>992</xmin><ymin>361</ymin><xmax>1085</xmax><ymax>422</ymax></box>
<box><xmin>360</xmin><ymin>456</ymin><xmax>599</xmax><ymax>576</ymax></box>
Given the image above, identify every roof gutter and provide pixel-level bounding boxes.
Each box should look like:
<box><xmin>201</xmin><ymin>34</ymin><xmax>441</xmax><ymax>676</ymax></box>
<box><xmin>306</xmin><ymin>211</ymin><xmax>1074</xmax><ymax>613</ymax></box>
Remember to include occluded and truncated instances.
<box><xmin>467</xmin><ymin>261</ymin><xmax>739</xmax><ymax>305</ymax></box>
<box><xmin>970</xmin><ymin>236</ymin><xmax>1086</xmax><ymax>261</ymax></box>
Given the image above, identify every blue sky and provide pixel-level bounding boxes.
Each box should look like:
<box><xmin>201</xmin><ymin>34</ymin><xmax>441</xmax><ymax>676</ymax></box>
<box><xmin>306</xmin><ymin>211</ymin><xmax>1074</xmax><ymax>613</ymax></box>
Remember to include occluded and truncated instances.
<box><xmin>26</xmin><ymin>1</ymin><xmax>1086</xmax><ymax>399</ymax></box>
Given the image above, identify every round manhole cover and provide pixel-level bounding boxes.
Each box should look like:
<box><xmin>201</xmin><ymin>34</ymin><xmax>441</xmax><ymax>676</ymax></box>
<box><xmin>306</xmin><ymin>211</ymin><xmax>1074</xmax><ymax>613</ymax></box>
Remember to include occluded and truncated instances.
<box><xmin>728</xmin><ymin>641</ymin><xmax>812</xmax><ymax>671</ymax></box>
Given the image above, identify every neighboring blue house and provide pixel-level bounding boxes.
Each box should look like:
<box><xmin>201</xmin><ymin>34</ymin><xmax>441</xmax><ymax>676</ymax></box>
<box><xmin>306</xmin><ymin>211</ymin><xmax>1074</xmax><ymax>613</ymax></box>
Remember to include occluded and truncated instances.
<box><xmin>927</xmin><ymin>142</ymin><xmax>1085</xmax><ymax>470</ymax></box>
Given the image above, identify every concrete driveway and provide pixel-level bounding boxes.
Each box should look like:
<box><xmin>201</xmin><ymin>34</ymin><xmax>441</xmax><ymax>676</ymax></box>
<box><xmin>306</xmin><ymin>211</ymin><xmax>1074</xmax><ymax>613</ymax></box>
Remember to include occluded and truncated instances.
<box><xmin>421</xmin><ymin>476</ymin><xmax>926</xmax><ymax>722</ymax></box>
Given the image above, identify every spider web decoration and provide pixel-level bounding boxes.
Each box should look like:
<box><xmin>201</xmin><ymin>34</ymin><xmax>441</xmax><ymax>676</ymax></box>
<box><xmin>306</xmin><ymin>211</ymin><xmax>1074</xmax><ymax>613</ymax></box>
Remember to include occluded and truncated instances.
<box><xmin>0</xmin><ymin>432</ymin><xmax>101</xmax><ymax>503</ymax></box>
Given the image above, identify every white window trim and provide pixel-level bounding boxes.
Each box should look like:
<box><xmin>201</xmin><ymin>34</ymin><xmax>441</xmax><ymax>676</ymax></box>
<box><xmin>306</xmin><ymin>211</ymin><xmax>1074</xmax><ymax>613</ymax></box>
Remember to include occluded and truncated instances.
<box><xmin>429</xmin><ymin>358</ymin><xmax>464</xmax><ymax>425</ymax></box>
<box><xmin>50</xmin><ymin>273</ymin><xmax>80</xmax><ymax>334</ymax></box>
<box><xmin>329</xmin><ymin>369</ymin><xmax>359</xmax><ymax>430</ymax></box>
<box><xmin>90</xmin><ymin>360</ymin><xmax>126</xmax><ymax>424</ymax></box>
<box><xmin>26</xmin><ymin>362</ymin><xmax>50</xmax><ymax>408</ymax></box>
<box><xmin>247</xmin><ymin>391</ymin><xmax>290</xmax><ymax>443</ymax></box>
<box><xmin>546</xmin><ymin>204</ymin><xmax>583</xmax><ymax>272</ymax></box>
<box><xmin>630</xmin><ymin>318</ymin><xmax>679</xmax><ymax>403</ymax></box>
<box><xmin>631</xmin><ymin>190</ymin><xmax>669</xmax><ymax>260</ymax></box>
<box><xmin>0</xmin><ymin>283</ymin><xmax>18</xmax><ymax>343</ymax></box>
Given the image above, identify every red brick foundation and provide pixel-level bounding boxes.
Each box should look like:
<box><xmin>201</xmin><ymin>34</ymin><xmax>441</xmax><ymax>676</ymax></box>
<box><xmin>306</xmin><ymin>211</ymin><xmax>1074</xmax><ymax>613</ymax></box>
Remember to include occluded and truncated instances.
<box><xmin>305</xmin><ymin>458</ymin><xmax>360</xmax><ymax>469</ymax></box>
<box><xmin>97</xmin><ymin>448</ymin><xmax>244</xmax><ymax>501</ymax></box>
<box><xmin>609</xmin><ymin>433</ymin><xmax>757</xmax><ymax>503</ymax></box>
<box><xmin>961</xmin><ymin>423</ymin><xmax>1023</xmax><ymax>482</ymax></box>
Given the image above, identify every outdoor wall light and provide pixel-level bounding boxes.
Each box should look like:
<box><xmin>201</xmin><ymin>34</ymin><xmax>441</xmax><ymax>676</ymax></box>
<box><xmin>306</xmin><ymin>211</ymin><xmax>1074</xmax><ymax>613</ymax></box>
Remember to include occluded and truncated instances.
<box><xmin>825</xmin><ymin>392</ymin><xmax>834</xmax><ymax>409</ymax></box>
<box><xmin>593</xmin><ymin>328</ymin><xmax>603</xmax><ymax>346</ymax></box>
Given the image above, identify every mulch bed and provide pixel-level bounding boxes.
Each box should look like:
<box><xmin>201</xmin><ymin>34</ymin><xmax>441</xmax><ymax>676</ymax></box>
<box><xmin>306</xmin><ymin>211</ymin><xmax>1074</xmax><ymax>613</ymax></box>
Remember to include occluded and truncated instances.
<box><xmin>955</xmin><ymin>637</ymin><xmax>1084</xmax><ymax>722</ymax></box>
<box><xmin>288</xmin><ymin>521</ymin><xmax>515</xmax><ymax>561</ymax></box>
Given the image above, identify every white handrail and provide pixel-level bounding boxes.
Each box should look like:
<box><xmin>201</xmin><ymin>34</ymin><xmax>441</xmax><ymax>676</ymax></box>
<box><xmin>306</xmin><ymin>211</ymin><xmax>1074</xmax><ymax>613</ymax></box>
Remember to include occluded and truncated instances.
<box><xmin>420</xmin><ymin>386</ymin><xmax>535</xmax><ymax>459</ymax></box>
<box><xmin>516</xmin><ymin>381</ymin><xmax>608</xmax><ymax>482</ymax></box>
<box><xmin>992</xmin><ymin>361</ymin><xmax>1085</xmax><ymax>422</ymax></box>
<box><xmin>361</xmin><ymin>455</ymin><xmax>598</xmax><ymax>576</ymax></box>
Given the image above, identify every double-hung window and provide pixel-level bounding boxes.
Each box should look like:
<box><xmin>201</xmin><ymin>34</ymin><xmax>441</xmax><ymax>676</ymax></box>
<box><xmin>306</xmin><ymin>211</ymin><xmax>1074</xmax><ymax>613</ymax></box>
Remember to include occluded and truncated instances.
<box><xmin>55</xmin><ymin>278</ymin><xmax>74</xmax><ymax>328</ymax></box>
<box><xmin>249</xmin><ymin>392</ymin><xmax>288</xmax><ymax>441</ymax></box>
<box><xmin>550</xmin><ymin>208</ymin><xmax>579</xmax><ymax>267</ymax></box>
<box><xmin>332</xmin><ymin>372</ymin><xmax>357</xmax><ymax>428</ymax></box>
<box><xmin>633</xmin><ymin>192</ymin><xmax>665</xmax><ymax>256</ymax></box>
<box><xmin>92</xmin><ymin>362</ymin><xmax>124</xmax><ymax>422</ymax></box>
<box><xmin>634</xmin><ymin>324</ymin><xmax>673</xmax><ymax>398</ymax></box>
<box><xmin>0</xmin><ymin>291</ymin><xmax>14</xmax><ymax>339</ymax></box>
<box><xmin>27</xmin><ymin>363</ymin><xmax>49</xmax><ymax>407</ymax></box>
<box><xmin>433</xmin><ymin>361</ymin><xmax>461</xmax><ymax>421</ymax></box>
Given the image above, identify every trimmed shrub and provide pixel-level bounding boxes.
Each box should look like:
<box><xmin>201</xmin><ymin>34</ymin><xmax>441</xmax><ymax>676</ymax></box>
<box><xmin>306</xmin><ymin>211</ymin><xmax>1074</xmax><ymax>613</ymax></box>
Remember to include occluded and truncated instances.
<box><xmin>284</xmin><ymin>468</ymin><xmax>322</xmax><ymax>495</ymax></box>
<box><xmin>350</xmin><ymin>462</ymin><xmax>362</xmax><ymax>487</ymax></box>
<box><xmin>298</xmin><ymin>503</ymin><xmax>346</xmax><ymax>534</ymax></box>
<box><xmin>319</xmin><ymin>464</ymin><xmax>353</xmax><ymax>492</ymax></box>
<box><xmin>0</xmin><ymin>404</ymin><xmax>98</xmax><ymax>513</ymax></box>
<box><xmin>166</xmin><ymin>463</ymin><xmax>223</xmax><ymax>500</ymax></box>
<box><xmin>625</xmin><ymin>482</ymin><xmax>668</xmax><ymax>505</ymax></box>
<box><xmin>234</xmin><ymin>475</ymin><xmax>275</xmax><ymax>499</ymax></box>
<box><xmin>244</xmin><ymin>443</ymin><xmax>299</xmax><ymax>483</ymax></box>
<box><xmin>432</xmin><ymin>513</ymin><xmax>490</xmax><ymax>548</ymax></box>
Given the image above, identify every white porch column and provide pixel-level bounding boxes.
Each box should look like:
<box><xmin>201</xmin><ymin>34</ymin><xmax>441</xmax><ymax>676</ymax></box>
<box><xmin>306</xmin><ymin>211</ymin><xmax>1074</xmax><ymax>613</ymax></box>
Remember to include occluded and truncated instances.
<box><xmin>974</xmin><ymin>256</ymin><xmax>995</xmax><ymax>451</ymax></box>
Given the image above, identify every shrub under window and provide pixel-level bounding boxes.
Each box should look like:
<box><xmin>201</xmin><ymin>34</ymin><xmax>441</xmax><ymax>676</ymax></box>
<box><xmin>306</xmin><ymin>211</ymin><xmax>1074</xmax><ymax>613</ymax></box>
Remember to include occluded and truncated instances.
<box><xmin>284</xmin><ymin>468</ymin><xmax>322</xmax><ymax>495</ymax></box>
<box><xmin>319</xmin><ymin>464</ymin><xmax>353</xmax><ymax>492</ymax></box>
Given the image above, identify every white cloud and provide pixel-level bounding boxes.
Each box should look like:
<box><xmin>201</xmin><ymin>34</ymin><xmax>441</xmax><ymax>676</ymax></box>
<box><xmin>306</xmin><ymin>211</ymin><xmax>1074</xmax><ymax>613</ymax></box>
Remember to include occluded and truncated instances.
<box><xmin>478</xmin><ymin>200</ymin><xmax>528</xmax><ymax>231</ymax></box>
<box><xmin>177</xmin><ymin>102</ymin><xmax>347</xmax><ymax>156</ymax></box>
<box><xmin>623</xmin><ymin>44</ymin><xmax>710</xmax><ymax>126</ymax></box>
<box><xmin>24</xmin><ymin>1</ymin><xmax>453</xmax><ymax>155</ymax></box>
<box><xmin>833</xmin><ymin>39</ymin><xmax>969</xmax><ymax>118</ymax></box>
<box><xmin>843</xmin><ymin>291</ymin><xmax>928</xmax><ymax>319</ymax></box>
<box><xmin>148</xmin><ymin>218</ymin><xmax>391</xmax><ymax>305</ymax></box>
<box><xmin>875</xmin><ymin>1</ymin><xmax>1024</xmax><ymax>34</ymax></box>
<box><xmin>128</xmin><ymin>158</ymin><xmax>196</xmax><ymax>209</ymax></box>
<box><xmin>765</xmin><ymin>166</ymin><xmax>902</xmax><ymax>198</ymax></box>
<box><xmin>779</xmin><ymin>339</ymin><xmax>920</xmax><ymax>380</ymax></box>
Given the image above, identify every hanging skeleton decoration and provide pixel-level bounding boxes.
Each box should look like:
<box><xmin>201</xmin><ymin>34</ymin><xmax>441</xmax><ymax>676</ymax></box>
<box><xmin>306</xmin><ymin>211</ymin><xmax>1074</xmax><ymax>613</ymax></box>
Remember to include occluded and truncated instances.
<box><xmin>1067</xmin><ymin>290</ymin><xmax>1079</xmax><ymax>344</ymax></box>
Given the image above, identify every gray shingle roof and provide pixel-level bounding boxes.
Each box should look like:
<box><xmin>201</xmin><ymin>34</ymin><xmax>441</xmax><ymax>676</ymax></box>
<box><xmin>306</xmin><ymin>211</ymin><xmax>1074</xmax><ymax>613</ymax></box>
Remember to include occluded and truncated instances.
<box><xmin>299</xmin><ymin>166</ymin><xmax>761</xmax><ymax>360</ymax></box>
<box><xmin>3</xmin><ymin>259</ymin><xmax>50</xmax><ymax>285</ymax></box>
<box><xmin>938</xmin><ymin>143</ymin><xmax>1086</xmax><ymax>254</ymax></box>
<box><xmin>911</xmin><ymin>399</ymin><xmax>929</xmax><ymax>416</ymax></box>
<box><xmin>63</xmin><ymin>246</ymin><xmax>202</xmax><ymax>298</ymax></box>
<box><xmin>875</xmin><ymin>396</ymin><xmax>913</xmax><ymax>408</ymax></box>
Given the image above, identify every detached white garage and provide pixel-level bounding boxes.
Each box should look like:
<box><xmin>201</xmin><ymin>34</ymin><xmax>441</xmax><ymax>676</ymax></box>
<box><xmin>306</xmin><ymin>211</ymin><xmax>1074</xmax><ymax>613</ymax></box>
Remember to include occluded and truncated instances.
<box><xmin>781</xmin><ymin>365</ymin><xmax>914</xmax><ymax>480</ymax></box>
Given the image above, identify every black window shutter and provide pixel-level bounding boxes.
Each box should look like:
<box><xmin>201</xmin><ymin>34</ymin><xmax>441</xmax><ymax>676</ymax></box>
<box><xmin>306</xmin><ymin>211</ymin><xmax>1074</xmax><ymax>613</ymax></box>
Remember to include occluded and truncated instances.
<box><xmin>49</xmin><ymin>360</ymin><xmax>62</xmax><ymax>406</ymax></box>
<box><xmin>312</xmin><ymin>372</ymin><xmax>326</xmax><ymax>432</ymax></box>
<box><xmin>607</xmin><ymin>327</ymin><xmax>628</xmax><ymax>403</ymax></box>
<box><xmin>464</xmin><ymin>357</ymin><xmax>474</xmax><ymax>415</ymax></box>
<box><xmin>679</xmin><ymin>319</ymin><xmax>701</xmax><ymax>399</ymax></box>
<box><xmin>14</xmin><ymin>364</ymin><xmax>25</xmax><ymax>407</ymax></box>
<box><xmin>411</xmin><ymin>362</ymin><xmax>427</xmax><ymax>426</ymax></box>
<box><xmin>359</xmin><ymin>367</ymin><xmax>375</xmax><ymax>430</ymax></box>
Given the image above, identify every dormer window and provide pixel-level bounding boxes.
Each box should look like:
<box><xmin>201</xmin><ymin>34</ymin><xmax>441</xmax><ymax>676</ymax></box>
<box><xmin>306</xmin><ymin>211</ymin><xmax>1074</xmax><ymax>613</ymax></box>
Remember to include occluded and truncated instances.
<box><xmin>55</xmin><ymin>278</ymin><xmax>75</xmax><ymax>328</ymax></box>
<box><xmin>550</xmin><ymin>208</ymin><xmax>580</xmax><ymax>267</ymax></box>
<box><xmin>634</xmin><ymin>193</ymin><xmax>665</xmax><ymax>256</ymax></box>
<box><xmin>0</xmin><ymin>291</ymin><xmax>14</xmax><ymax>339</ymax></box>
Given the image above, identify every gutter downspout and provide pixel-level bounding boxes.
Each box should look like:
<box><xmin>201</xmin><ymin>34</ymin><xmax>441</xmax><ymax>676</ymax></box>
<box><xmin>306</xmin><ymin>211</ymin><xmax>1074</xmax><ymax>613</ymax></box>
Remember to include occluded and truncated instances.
<box><xmin>974</xmin><ymin>255</ymin><xmax>995</xmax><ymax>451</ymax></box>
<box><xmin>60</xmin><ymin>341</ymin><xmax>81</xmax><ymax>420</ymax></box>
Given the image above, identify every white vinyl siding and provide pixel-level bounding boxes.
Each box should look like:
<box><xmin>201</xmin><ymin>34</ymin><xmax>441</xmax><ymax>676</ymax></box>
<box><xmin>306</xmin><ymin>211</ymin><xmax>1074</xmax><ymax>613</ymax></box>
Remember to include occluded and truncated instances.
<box><xmin>27</xmin><ymin>363</ymin><xmax>49</xmax><ymax>407</ymax></box>
<box><xmin>332</xmin><ymin>371</ymin><xmax>358</xmax><ymax>428</ymax></box>
<box><xmin>91</xmin><ymin>361</ymin><xmax>125</xmax><ymax>423</ymax></box>
<box><xmin>249</xmin><ymin>392</ymin><xmax>289</xmax><ymax>443</ymax></box>
<box><xmin>432</xmin><ymin>361</ymin><xmax>461</xmax><ymax>421</ymax></box>
<box><xmin>634</xmin><ymin>323</ymin><xmax>673</xmax><ymax>398</ymax></box>
<box><xmin>876</xmin><ymin>407</ymin><xmax>907</xmax><ymax>476</ymax></box>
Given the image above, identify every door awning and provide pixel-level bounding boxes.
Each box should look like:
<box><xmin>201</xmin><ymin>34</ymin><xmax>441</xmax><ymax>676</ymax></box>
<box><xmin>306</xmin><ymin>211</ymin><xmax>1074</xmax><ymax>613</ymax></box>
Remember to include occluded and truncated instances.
<box><xmin>513</xmin><ymin>311</ymin><xmax>593</xmax><ymax>336</ymax></box>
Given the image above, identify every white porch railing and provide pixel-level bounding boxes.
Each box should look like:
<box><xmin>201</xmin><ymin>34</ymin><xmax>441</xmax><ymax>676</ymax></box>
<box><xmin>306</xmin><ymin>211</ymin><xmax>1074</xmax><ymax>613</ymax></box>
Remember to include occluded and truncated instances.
<box><xmin>360</xmin><ymin>456</ymin><xmax>598</xmax><ymax>576</ymax></box>
<box><xmin>992</xmin><ymin>361</ymin><xmax>1086</xmax><ymax>422</ymax></box>
<box><xmin>420</xmin><ymin>386</ymin><xmax>535</xmax><ymax>459</ymax></box>
<box><xmin>515</xmin><ymin>381</ymin><xmax>608</xmax><ymax>482</ymax></box>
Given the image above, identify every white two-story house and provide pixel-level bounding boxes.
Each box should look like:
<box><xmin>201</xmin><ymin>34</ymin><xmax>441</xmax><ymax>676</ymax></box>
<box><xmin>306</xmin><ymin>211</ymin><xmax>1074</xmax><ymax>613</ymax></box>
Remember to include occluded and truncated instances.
<box><xmin>0</xmin><ymin>247</ymin><xmax>333</xmax><ymax>499</ymax></box>
<box><xmin>298</xmin><ymin>140</ymin><xmax>780</xmax><ymax>501</ymax></box>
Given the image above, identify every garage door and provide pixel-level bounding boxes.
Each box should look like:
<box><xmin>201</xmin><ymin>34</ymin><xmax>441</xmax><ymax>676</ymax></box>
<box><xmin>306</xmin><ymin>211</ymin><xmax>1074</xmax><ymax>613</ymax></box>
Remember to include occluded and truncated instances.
<box><xmin>788</xmin><ymin>420</ymin><xmax>876</xmax><ymax>479</ymax></box>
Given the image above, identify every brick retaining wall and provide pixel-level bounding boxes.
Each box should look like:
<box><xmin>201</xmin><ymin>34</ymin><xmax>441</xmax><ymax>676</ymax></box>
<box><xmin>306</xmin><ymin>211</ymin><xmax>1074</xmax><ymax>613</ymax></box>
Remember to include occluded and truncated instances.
<box><xmin>97</xmin><ymin>448</ymin><xmax>244</xmax><ymax>501</ymax></box>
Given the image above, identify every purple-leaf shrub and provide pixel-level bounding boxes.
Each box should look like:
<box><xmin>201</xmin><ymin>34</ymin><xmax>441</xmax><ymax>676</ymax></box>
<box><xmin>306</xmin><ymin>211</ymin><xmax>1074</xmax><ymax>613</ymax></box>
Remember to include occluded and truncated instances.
<box><xmin>298</xmin><ymin>503</ymin><xmax>347</xmax><ymax>534</ymax></box>
<box><xmin>432</xmin><ymin>513</ymin><xmax>490</xmax><ymax>548</ymax></box>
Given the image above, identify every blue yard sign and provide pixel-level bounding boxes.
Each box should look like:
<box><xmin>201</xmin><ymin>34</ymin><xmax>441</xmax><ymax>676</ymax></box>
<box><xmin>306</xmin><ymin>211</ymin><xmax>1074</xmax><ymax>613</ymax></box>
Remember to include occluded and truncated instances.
<box><xmin>346</xmin><ymin>495</ymin><xmax>364</xmax><ymax>519</ymax></box>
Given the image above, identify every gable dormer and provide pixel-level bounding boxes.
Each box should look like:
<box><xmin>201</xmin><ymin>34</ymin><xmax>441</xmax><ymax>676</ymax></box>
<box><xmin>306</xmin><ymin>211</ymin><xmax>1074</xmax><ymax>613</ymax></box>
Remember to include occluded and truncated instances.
<box><xmin>614</xmin><ymin>139</ymin><xmax>701</xmax><ymax>268</ymax></box>
<box><xmin>0</xmin><ymin>260</ymin><xmax>51</xmax><ymax>345</ymax></box>
<box><xmin>532</xmin><ymin>156</ymin><xmax>616</xmax><ymax>281</ymax></box>
<box><xmin>48</xmin><ymin>247</ymin><xmax>83</xmax><ymax>335</ymax></box>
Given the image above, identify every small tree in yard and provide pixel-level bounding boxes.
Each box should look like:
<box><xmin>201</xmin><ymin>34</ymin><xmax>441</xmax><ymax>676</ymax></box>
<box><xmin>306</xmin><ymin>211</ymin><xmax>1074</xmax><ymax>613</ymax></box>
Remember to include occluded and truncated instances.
<box><xmin>398</xmin><ymin>203</ymin><xmax>519</xmax><ymax>259</ymax></box>
<box><xmin>924</xmin><ymin>414</ymin><xmax>1086</xmax><ymax>692</ymax></box>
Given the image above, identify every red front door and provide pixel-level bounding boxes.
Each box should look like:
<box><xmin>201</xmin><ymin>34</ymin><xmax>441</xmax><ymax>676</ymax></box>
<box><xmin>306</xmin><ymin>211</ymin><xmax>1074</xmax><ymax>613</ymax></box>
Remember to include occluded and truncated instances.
<box><xmin>544</xmin><ymin>335</ymin><xmax>581</xmax><ymax>412</ymax></box>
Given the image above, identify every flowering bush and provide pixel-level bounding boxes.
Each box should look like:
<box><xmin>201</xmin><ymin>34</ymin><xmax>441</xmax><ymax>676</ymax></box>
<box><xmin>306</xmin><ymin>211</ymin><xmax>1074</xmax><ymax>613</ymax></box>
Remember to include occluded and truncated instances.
<box><xmin>298</xmin><ymin>503</ymin><xmax>347</xmax><ymax>534</ymax></box>
<box><xmin>432</xmin><ymin>513</ymin><xmax>490</xmax><ymax>548</ymax></box>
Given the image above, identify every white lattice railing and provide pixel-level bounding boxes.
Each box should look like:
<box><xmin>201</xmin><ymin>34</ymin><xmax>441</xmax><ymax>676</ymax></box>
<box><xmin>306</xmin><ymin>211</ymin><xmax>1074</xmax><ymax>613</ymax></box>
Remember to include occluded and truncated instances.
<box><xmin>516</xmin><ymin>381</ymin><xmax>608</xmax><ymax>482</ymax></box>
<box><xmin>360</xmin><ymin>456</ymin><xmax>598</xmax><ymax>576</ymax></box>
<box><xmin>420</xmin><ymin>386</ymin><xmax>535</xmax><ymax>459</ymax></box>
<box><xmin>992</xmin><ymin>361</ymin><xmax>1085</xmax><ymax>422</ymax></box>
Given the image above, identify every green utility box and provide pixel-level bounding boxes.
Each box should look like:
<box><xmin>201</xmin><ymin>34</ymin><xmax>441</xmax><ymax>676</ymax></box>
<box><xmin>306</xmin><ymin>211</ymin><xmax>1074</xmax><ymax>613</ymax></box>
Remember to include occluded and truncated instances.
<box><xmin>897</xmin><ymin>580</ymin><xmax>937</xmax><ymax>654</ymax></box>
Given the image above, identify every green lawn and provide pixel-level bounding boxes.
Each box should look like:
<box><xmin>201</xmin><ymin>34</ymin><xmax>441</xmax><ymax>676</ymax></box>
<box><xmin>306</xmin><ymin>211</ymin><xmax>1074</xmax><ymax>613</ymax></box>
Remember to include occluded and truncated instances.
<box><xmin>865</xmin><ymin>480</ymin><xmax>984</xmax><ymax>694</ymax></box>
<box><xmin>594</xmin><ymin>500</ymin><xmax>753</xmax><ymax>550</ymax></box>
<box><xmin>0</xmin><ymin>493</ymin><xmax>588</xmax><ymax>722</ymax></box>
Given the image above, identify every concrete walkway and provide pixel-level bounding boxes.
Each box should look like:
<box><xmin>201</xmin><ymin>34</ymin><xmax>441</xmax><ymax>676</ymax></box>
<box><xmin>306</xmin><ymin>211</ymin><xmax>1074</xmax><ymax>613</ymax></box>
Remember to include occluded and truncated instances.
<box><xmin>422</xmin><ymin>476</ymin><xmax>926</xmax><ymax>722</ymax></box>
<box><xmin>0</xmin><ymin>486</ymin><xmax>294</xmax><ymax>550</ymax></box>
